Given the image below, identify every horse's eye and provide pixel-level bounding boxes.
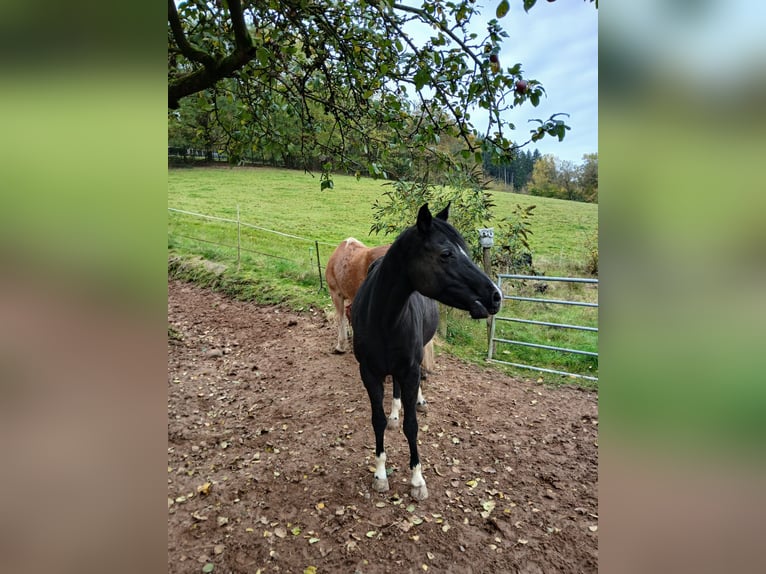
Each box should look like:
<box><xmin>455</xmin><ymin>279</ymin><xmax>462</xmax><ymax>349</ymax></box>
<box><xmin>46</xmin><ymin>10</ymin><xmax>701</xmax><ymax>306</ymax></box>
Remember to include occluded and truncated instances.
<box><xmin>440</xmin><ymin>249</ymin><xmax>451</xmax><ymax>260</ymax></box>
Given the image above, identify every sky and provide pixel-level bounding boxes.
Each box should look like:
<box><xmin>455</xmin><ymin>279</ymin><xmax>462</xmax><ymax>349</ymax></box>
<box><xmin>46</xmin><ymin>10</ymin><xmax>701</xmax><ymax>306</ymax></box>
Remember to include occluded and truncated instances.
<box><xmin>468</xmin><ymin>1</ymin><xmax>598</xmax><ymax>165</ymax></box>
<box><xmin>492</xmin><ymin>1</ymin><xmax>598</xmax><ymax>164</ymax></box>
<box><xmin>407</xmin><ymin>1</ymin><xmax>599</xmax><ymax>165</ymax></box>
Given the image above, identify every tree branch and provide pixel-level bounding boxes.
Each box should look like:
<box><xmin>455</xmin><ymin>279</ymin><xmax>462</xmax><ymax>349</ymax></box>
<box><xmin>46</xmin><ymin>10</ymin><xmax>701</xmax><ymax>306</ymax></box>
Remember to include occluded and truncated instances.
<box><xmin>168</xmin><ymin>0</ymin><xmax>255</xmax><ymax>109</ymax></box>
<box><xmin>167</xmin><ymin>0</ymin><xmax>216</xmax><ymax>68</ymax></box>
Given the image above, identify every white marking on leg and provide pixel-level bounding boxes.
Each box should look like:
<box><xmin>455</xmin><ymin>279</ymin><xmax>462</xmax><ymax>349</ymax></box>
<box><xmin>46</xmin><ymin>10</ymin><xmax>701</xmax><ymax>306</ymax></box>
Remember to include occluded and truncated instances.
<box><xmin>410</xmin><ymin>463</ymin><xmax>428</xmax><ymax>500</ymax></box>
<box><xmin>372</xmin><ymin>452</ymin><xmax>390</xmax><ymax>492</ymax></box>
<box><xmin>411</xmin><ymin>463</ymin><xmax>425</xmax><ymax>487</ymax></box>
<box><xmin>374</xmin><ymin>452</ymin><xmax>387</xmax><ymax>481</ymax></box>
<box><xmin>417</xmin><ymin>386</ymin><xmax>426</xmax><ymax>406</ymax></box>
<box><xmin>389</xmin><ymin>397</ymin><xmax>401</xmax><ymax>424</ymax></box>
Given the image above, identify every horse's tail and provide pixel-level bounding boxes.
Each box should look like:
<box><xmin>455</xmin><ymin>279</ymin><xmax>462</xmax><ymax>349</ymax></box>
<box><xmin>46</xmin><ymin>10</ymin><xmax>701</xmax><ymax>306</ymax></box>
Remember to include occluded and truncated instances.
<box><xmin>422</xmin><ymin>338</ymin><xmax>436</xmax><ymax>373</ymax></box>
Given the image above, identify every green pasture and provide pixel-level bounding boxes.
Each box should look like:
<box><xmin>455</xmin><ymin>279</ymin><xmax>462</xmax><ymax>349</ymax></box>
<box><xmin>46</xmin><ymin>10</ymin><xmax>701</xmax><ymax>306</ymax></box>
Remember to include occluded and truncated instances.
<box><xmin>168</xmin><ymin>166</ymin><xmax>598</xmax><ymax>386</ymax></box>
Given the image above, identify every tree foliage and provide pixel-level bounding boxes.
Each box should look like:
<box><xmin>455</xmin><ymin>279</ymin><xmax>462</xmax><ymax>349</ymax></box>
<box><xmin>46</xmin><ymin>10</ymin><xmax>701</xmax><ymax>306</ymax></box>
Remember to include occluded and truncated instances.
<box><xmin>482</xmin><ymin>146</ymin><xmax>541</xmax><ymax>190</ymax></box>
<box><xmin>528</xmin><ymin>153</ymin><xmax>598</xmax><ymax>203</ymax></box>
<box><xmin>168</xmin><ymin>0</ymin><xmax>596</xmax><ymax>186</ymax></box>
<box><xmin>493</xmin><ymin>203</ymin><xmax>537</xmax><ymax>274</ymax></box>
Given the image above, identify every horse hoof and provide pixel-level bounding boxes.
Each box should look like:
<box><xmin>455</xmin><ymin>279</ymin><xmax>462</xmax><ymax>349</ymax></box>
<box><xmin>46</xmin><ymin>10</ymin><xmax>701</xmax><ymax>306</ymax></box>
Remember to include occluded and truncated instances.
<box><xmin>410</xmin><ymin>483</ymin><xmax>428</xmax><ymax>501</ymax></box>
<box><xmin>416</xmin><ymin>401</ymin><xmax>428</xmax><ymax>413</ymax></box>
<box><xmin>332</xmin><ymin>346</ymin><xmax>346</xmax><ymax>354</ymax></box>
<box><xmin>372</xmin><ymin>477</ymin><xmax>390</xmax><ymax>492</ymax></box>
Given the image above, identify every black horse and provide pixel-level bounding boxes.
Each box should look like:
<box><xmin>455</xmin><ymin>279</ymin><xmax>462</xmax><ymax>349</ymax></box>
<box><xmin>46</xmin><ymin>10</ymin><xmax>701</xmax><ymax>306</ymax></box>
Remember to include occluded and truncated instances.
<box><xmin>351</xmin><ymin>203</ymin><xmax>503</xmax><ymax>500</ymax></box>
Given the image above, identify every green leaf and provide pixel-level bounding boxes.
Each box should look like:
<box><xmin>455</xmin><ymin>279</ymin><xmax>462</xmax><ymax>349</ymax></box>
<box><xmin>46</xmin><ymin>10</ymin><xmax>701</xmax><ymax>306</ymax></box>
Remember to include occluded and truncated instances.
<box><xmin>413</xmin><ymin>67</ymin><xmax>430</xmax><ymax>91</ymax></box>
<box><xmin>523</xmin><ymin>0</ymin><xmax>537</xmax><ymax>13</ymax></box>
<box><xmin>202</xmin><ymin>564</ymin><xmax>214</xmax><ymax>573</ymax></box>
<box><xmin>496</xmin><ymin>0</ymin><xmax>510</xmax><ymax>19</ymax></box>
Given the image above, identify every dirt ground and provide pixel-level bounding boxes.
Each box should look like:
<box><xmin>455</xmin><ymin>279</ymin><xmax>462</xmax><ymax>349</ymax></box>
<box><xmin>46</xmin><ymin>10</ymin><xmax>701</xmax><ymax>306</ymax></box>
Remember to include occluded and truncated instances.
<box><xmin>168</xmin><ymin>279</ymin><xmax>598</xmax><ymax>573</ymax></box>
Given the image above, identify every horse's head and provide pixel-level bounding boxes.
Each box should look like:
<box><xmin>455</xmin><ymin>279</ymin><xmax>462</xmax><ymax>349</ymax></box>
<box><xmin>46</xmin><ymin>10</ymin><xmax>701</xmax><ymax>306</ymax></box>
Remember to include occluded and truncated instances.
<box><xmin>406</xmin><ymin>203</ymin><xmax>502</xmax><ymax>319</ymax></box>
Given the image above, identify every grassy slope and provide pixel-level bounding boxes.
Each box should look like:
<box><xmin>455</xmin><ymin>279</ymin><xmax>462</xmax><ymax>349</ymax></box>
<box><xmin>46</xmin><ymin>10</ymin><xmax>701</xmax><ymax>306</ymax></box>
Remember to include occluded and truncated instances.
<box><xmin>168</xmin><ymin>166</ymin><xmax>598</xmax><ymax>385</ymax></box>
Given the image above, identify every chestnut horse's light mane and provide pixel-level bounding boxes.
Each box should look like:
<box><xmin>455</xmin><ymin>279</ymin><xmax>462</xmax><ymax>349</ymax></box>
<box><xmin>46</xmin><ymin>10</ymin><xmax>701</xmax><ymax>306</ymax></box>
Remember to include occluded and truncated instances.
<box><xmin>344</xmin><ymin>237</ymin><xmax>363</xmax><ymax>247</ymax></box>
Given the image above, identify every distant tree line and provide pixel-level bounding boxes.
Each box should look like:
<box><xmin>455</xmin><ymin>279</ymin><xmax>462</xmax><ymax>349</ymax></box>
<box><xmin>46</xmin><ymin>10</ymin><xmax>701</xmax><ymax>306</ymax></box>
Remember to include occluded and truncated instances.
<box><xmin>482</xmin><ymin>147</ymin><xmax>541</xmax><ymax>191</ymax></box>
<box><xmin>169</xmin><ymin>90</ymin><xmax>597</xmax><ymax>204</ymax></box>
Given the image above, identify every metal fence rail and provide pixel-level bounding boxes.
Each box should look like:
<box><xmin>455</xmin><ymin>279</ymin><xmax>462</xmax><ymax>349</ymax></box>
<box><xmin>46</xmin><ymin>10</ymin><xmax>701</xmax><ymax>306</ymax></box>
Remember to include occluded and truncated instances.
<box><xmin>488</xmin><ymin>273</ymin><xmax>598</xmax><ymax>382</ymax></box>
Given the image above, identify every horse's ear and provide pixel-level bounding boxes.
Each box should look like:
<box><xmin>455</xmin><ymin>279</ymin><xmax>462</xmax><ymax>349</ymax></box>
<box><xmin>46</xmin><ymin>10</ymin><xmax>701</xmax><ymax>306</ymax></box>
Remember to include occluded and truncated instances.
<box><xmin>435</xmin><ymin>202</ymin><xmax>450</xmax><ymax>221</ymax></box>
<box><xmin>417</xmin><ymin>203</ymin><xmax>433</xmax><ymax>233</ymax></box>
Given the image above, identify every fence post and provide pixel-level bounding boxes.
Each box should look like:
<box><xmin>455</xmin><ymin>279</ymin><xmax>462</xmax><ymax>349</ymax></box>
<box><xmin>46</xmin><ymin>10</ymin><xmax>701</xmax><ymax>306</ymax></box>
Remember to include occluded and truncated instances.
<box><xmin>478</xmin><ymin>228</ymin><xmax>495</xmax><ymax>347</ymax></box>
<box><xmin>236</xmin><ymin>204</ymin><xmax>241</xmax><ymax>272</ymax></box>
<box><xmin>315</xmin><ymin>241</ymin><xmax>323</xmax><ymax>291</ymax></box>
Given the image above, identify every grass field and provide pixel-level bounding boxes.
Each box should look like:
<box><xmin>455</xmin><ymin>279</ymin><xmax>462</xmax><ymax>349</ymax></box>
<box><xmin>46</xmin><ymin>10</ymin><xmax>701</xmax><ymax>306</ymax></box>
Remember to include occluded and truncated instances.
<box><xmin>168</xmin><ymin>166</ymin><xmax>598</xmax><ymax>386</ymax></box>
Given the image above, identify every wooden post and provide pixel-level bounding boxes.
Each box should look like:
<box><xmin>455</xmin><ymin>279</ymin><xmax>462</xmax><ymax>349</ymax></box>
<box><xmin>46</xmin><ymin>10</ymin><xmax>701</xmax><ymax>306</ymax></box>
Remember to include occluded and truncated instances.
<box><xmin>236</xmin><ymin>204</ymin><xmax>241</xmax><ymax>272</ymax></box>
<box><xmin>482</xmin><ymin>245</ymin><xmax>492</xmax><ymax>346</ymax></box>
<box><xmin>478</xmin><ymin>227</ymin><xmax>495</xmax><ymax>349</ymax></box>
<box><xmin>315</xmin><ymin>241</ymin><xmax>323</xmax><ymax>291</ymax></box>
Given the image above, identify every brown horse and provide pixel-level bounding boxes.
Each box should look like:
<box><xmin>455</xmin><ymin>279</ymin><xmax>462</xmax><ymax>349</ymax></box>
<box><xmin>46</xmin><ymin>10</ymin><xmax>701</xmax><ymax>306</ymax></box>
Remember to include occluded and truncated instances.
<box><xmin>326</xmin><ymin>238</ymin><xmax>434</xmax><ymax>414</ymax></box>
<box><xmin>326</xmin><ymin>238</ymin><xmax>390</xmax><ymax>354</ymax></box>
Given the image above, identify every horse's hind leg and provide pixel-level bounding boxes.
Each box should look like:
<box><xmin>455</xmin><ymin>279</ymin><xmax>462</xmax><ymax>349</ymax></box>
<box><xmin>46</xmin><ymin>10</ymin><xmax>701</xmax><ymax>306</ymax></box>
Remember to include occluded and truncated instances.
<box><xmin>416</xmin><ymin>339</ymin><xmax>435</xmax><ymax>412</ymax></box>
<box><xmin>389</xmin><ymin>378</ymin><xmax>402</xmax><ymax>427</ymax></box>
<box><xmin>362</xmin><ymin>367</ymin><xmax>389</xmax><ymax>492</ymax></box>
<box><xmin>400</xmin><ymin>372</ymin><xmax>428</xmax><ymax>501</ymax></box>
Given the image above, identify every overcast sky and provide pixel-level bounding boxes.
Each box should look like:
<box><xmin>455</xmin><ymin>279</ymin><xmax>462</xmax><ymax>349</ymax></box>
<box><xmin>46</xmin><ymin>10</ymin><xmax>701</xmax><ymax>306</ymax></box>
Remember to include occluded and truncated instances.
<box><xmin>464</xmin><ymin>1</ymin><xmax>599</xmax><ymax>165</ymax></box>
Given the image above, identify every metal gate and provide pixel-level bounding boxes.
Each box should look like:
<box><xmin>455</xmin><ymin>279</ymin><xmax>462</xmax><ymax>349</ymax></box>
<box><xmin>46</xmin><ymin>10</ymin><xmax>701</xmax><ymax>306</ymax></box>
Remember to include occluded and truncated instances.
<box><xmin>488</xmin><ymin>274</ymin><xmax>599</xmax><ymax>382</ymax></box>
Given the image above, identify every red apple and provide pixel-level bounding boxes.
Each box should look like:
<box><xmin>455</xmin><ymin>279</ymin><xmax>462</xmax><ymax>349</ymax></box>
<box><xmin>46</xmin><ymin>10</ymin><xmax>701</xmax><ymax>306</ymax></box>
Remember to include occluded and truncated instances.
<box><xmin>515</xmin><ymin>80</ymin><xmax>528</xmax><ymax>94</ymax></box>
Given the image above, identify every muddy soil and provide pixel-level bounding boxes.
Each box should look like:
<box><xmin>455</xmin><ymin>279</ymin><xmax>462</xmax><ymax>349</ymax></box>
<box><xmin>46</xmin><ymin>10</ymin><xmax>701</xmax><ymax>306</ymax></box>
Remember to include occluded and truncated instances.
<box><xmin>168</xmin><ymin>279</ymin><xmax>598</xmax><ymax>573</ymax></box>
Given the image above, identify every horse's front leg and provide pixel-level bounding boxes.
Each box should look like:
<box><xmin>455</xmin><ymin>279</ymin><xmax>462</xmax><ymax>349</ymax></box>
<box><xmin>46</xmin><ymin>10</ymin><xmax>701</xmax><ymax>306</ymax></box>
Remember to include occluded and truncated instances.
<box><xmin>400</xmin><ymin>369</ymin><xmax>428</xmax><ymax>501</ymax></box>
<box><xmin>361</xmin><ymin>366</ymin><xmax>389</xmax><ymax>493</ymax></box>
<box><xmin>330</xmin><ymin>292</ymin><xmax>348</xmax><ymax>353</ymax></box>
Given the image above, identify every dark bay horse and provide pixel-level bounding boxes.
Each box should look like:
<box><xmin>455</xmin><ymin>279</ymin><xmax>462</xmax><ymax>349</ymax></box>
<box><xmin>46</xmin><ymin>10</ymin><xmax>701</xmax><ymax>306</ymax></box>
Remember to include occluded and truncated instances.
<box><xmin>351</xmin><ymin>203</ymin><xmax>503</xmax><ymax>500</ymax></box>
<box><xmin>326</xmin><ymin>238</ymin><xmax>434</xmax><ymax>413</ymax></box>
